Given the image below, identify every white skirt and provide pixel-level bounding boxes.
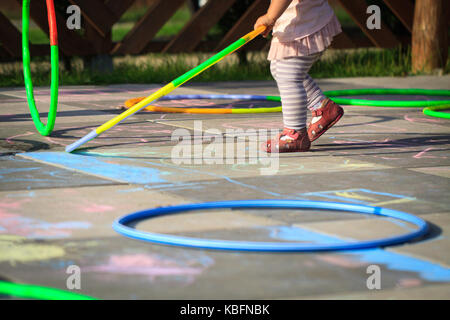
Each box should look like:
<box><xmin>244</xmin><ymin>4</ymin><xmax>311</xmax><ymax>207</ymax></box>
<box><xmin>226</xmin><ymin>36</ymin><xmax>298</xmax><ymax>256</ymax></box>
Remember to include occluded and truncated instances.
<box><xmin>268</xmin><ymin>14</ymin><xmax>342</xmax><ymax>60</ymax></box>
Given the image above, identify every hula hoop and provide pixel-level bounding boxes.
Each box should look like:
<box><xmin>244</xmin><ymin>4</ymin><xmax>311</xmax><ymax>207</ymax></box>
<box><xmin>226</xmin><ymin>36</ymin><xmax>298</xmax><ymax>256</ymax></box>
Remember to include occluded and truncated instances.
<box><xmin>324</xmin><ymin>88</ymin><xmax>450</xmax><ymax>108</ymax></box>
<box><xmin>423</xmin><ymin>105</ymin><xmax>450</xmax><ymax>119</ymax></box>
<box><xmin>22</xmin><ymin>0</ymin><xmax>59</xmax><ymax>136</ymax></box>
<box><xmin>113</xmin><ymin>200</ymin><xmax>428</xmax><ymax>252</ymax></box>
<box><xmin>124</xmin><ymin>94</ymin><xmax>282</xmax><ymax>114</ymax></box>
<box><xmin>123</xmin><ymin>88</ymin><xmax>450</xmax><ymax>114</ymax></box>
<box><xmin>0</xmin><ymin>281</ymin><xmax>97</xmax><ymax>300</ymax></box>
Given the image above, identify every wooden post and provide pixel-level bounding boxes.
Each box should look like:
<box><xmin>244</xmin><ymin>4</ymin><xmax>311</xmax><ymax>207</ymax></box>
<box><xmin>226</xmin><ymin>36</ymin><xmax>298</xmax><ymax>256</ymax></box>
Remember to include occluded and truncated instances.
<box><xmin>412</xmin><ymin>0</ymin><xmax>448</xmax><ymax>74</ymax></box>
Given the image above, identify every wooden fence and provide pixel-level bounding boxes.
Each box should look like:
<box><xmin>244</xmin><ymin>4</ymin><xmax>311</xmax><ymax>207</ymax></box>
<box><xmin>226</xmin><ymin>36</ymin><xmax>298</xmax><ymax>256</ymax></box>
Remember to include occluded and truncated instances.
<box><xmin>0</xmin><ymin>0</ymin><xmax>447</xmax><ymax>62</ymax></box>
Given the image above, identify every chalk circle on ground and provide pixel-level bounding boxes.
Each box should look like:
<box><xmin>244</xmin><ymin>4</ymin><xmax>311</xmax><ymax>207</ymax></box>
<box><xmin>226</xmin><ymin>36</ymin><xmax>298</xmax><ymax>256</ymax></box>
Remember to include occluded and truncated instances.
<box><xmin>124</xmin><ymin>89</ymin><xmax>450</xmax><ymax>114</ymax></box>
<box><xmin>113</xmin><ymin>200</ymin><xmax>429</xmax><ymax>252</ymax></box>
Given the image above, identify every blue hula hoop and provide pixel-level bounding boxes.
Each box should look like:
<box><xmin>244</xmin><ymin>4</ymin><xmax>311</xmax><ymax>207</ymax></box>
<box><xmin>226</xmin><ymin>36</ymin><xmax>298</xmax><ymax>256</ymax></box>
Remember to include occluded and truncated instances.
<box><xmin>113</xmin><ymin>200</ymin><xmax>428</xmax><ymax>252</ymax></box>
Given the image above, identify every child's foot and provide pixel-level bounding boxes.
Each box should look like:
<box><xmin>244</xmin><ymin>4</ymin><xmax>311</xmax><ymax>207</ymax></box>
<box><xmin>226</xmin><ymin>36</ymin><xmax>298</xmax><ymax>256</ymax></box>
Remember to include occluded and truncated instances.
<box><xmin>308</xmin><ymin>98</ymin><xmax>344</xmax><ymax>142</ymax></box>
<box><xmin>263</xmin><ymin>127</ymin><xmax>311</xmax><ymax>153</ymax></box>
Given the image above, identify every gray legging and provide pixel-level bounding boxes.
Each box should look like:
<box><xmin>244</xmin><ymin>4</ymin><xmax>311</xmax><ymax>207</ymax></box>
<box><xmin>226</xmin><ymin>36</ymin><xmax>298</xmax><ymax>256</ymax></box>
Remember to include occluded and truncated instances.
<box><xmin>270</xmin><ymin>52</ymin><xmax>327</xmax><ymax>130</ymax></box>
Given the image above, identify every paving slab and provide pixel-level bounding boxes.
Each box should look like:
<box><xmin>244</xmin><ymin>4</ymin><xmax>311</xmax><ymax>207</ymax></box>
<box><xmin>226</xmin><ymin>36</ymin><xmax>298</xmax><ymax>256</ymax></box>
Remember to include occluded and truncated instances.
<box><xmin>0</xmin><ymin>234</ymin><xmax>446</xmax><ymax>299</ymax></box>
<box><xmin>408</xmin><ymin>166</ymin><xmax>450</xmax><ymax>179</ymax></box>
<box><xmin>389</xmin><ymin>213</ymin><xmax>450</xmax><ymax>268</ymax></box>
<box><xmin>18</xmin><ymin>149</ymin><xmax>393</xmax><ymax>192</ymax></box>
<box><xmin>0</xmin><ymin>185</ymin><xmax>190</xmax><ymax>241</ymax></box>
<box><xmin>0</xmin><ymin>155</ymin><xmax>115</xmax><ymax>191</ymax></box>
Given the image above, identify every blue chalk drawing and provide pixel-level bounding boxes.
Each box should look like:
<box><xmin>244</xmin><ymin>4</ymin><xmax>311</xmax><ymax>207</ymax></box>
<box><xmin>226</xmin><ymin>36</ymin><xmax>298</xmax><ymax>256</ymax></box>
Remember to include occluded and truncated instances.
<box><xmin>20</xmin><ymin>152</ymin><xmax>167</xmax><ymax>184</ymax></box>
<box><xmin>265</xmin><ymin>225</ymin><xmax>450</xmax><ymax>282</ymax></box>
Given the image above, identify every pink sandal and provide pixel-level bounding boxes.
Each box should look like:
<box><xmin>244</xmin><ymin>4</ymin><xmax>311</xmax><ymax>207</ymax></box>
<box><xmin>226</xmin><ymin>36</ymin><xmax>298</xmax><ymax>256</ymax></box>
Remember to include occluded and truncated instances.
<box><xmin>263</xmin><ymin>127</ymin><xmax>311</xmax><ymax>153</ymax></box>
<box><xmin>308</xmin><ymin>98</ymin><xmax>344</xmax><ymax>142</ymax></box>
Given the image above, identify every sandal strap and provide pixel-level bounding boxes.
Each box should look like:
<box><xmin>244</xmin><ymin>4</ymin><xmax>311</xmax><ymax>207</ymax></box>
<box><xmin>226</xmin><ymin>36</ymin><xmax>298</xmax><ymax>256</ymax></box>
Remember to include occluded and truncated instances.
<box><xmin>312</xmin><ymin>109</ymin><xmax>323</xmax><ymax>117</ymax></box>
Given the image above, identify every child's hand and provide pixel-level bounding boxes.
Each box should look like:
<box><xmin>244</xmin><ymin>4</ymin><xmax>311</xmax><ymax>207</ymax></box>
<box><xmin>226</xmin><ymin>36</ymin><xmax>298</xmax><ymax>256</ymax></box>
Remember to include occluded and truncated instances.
<box><xmin>254</xmin><ymin>14</ymin><xmax>275</xmax><ymax>38</ymax></box>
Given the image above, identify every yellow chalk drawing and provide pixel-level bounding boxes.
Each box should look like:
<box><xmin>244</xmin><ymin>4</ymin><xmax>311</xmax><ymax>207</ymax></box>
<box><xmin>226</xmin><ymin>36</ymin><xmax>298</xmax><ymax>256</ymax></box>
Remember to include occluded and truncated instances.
<box><xmin>335</xmin><ymin>192</ymin><xmax>377</xmax><ymax>202</ymax></box>
<box><xmin>342</xmin><ymin>161</ymin><xmax>375</xmax><ymax>169</ymax></box>
<box><xmin>0</xmin><ymin>235</ymin><xmax>65</xmax><ymax>266</ymax></box>
<box><xmin>372</xmin><ymin>198</ymin><xmax>416</xmax><ymax>207</ymax></box>
<box><xmin>64</xmin><ymin>240</ymin><xmax>99</xmax><ymax>248</ymax></box>
<box><xmin>0</xmin><ymin>235</ymin><xmax>23</xmax><ymax>242</ymax></box>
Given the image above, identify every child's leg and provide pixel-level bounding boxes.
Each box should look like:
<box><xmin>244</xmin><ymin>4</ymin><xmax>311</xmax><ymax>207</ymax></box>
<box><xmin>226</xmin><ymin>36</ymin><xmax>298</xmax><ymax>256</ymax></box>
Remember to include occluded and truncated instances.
<box><xmin>304</xmin><ymin>74</ymin><xmax>327</xmax><ymax>111</ymax></box>
<box><xmin>271</xmin><ymin>52</ymin><xmax>322</xmax><ymax>130</ymax></box>
<box><xmin>264</xmin><ymin>53</ymin><xmax>322</xmax><ymax>153</ymax></box>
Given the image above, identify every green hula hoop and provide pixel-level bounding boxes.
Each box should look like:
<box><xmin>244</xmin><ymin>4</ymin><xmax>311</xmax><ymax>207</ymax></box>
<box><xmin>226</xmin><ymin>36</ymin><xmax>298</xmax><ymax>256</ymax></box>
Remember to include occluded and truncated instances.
<box><xmin>0</xmin><ymin>281</ymin><xmax>98</xmax><ymax>300</ymax></box>
<box><xmin>423</xmin><ymin>105</ymin><xmax>450</xmax><ymax>119</ymax></box>
<box><xmin>22</xmin><ymin>0</ymin><xmax>59</xmax><ymax>136</ymax></box>
<box><xmin>323</xmin><ymin>88</ymin><xmax>450</xmax><ymax>108</ymax></box>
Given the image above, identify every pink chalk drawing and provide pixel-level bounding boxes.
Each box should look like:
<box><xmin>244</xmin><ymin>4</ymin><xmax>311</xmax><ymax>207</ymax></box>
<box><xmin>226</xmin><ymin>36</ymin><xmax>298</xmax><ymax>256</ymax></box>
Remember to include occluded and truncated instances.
<box><xmin>396</xmin><ymin>278</ymin><xmax>422</xmax><ymax>288</ymax></box>
<box><xmin>368</xmin><ymin>123</ymin><xmax>407</xmax><ymax>132</ymax></box>
<box><xmin>45</xmin><ymin>136</ymin><xmax>74</xmax><ymax>147</ymax></box>
<box><xmin>0</xmin><ymin>199</ymin><xmax>30</xmax><ymax>211</ymax></box>
<box><xmin>404</xmin><ymin>114</ymin><xmax>444</xmax><ymax>124</ymax></box>
<box><xmin>0</xmin><ymin>199</ymin><xmax>90</xmax><ymax>239</ymax></box>
<box><xmin>80</xmin><ymin>204</ymin><xmax>115</xmax><ymax>213</ymax></box>
<box><xmin>315</xmin><ymin>255</ymin><xmax>368</xmax><ymax>268</ymax></box>
<box><xmin>5</xmin><ymin>131</ymin><xmax>35</xmax><ymax>144</ymax></box>
<box><xmin>83</xmin><ymin>253</ymin><xmax>214</xmax><ymax>283</ymax></box>
<box><xmin>333</xmin><ymin>138</ymin><xmax>393</xmax><ymax>146</ymax></box>
<box><xmin>413</xmin><ymin>147</ymin><xmax>436</xmax><ymax>159</ymax></box>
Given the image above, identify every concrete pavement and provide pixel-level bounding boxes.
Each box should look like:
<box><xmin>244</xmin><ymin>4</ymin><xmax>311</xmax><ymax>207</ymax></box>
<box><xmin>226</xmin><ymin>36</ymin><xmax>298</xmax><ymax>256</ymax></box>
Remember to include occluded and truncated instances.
<box><xmin>0</xmin><ymin>76</ymin><xmax>449</xmax><ymax>299</ymax></box>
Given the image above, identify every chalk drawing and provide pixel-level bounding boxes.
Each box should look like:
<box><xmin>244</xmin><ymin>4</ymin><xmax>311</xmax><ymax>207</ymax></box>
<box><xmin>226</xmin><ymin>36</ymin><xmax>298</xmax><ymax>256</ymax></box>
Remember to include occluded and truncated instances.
<box><xmin>264</xmin><ymin>226</ymin><xmax>450</xmax><ymax>282</ymax></box>
<box><xmin>404</xmin><ymin>114</ymin><xmax>445</xmax><ymax>124</ymax></box>
<box><xmin>83</xmin><ymin>253</ymin><xmax>214</xmax><ymax>283</ymax></box>
<box><xmin>396</xmin><ymin>278</ymin><xmax>422</xmax><ymax>288</ymax></box>
<box><xmin>5</xmin><ymin>132</ymin><xmax>35</xmax><ymax>144</ymax></box>
<box><xmin>367</xmin><ymin>122</ymin><xmax>407</xmax><ymax>132</ymax></box>
<box><xmin>144</xmin><ymin>180</ymin><xmax>219</xmax><ymax>192</ymax></box>
<box><xmin>77</xmin><ymin>150</ymin><xmax>281</xmax><ymax>195</ymax></box>
<box><xmin>414</xmin><ymin>147</ymin><xmax>436</xmax><ymax>159</ymax></box>
<box><xmin>0</xmin><ymin>235</ymin><xmax>65</xmax><ymax>266</ymax></box>
<box><xmin>334</xmin><ymin>191</ymin><xmax>376</xmax><ymax>202</ymax></box>
<box><xmin>315</xmin><ymin>254</ymin><xmax>367</xmax><ymax>268</ymax></box>
<box><xmin>297</xmin><ymin>188</ymin><xmax>416</xmax><ymax>207</ymax></box>
<box><xmin>0</xmin><ymin>213</ymin><xmax>91</xmax><ymax>239</ymax></box>
<box><xmin>21</xmin><ymin>152</ymin><xmax>167</xmax><ymax>184</ymax></box>
<box><xmin>23</xmin><ymin>120</ymin><xmax>174</xmax><ymax>149</ymax></box>
<box><xmin>80</xmin><ymin>204</ymin><xmax>115</xmax><ymax>213</ymax></box>
<box><xmin>0</xmin><ymin>199</ymin><xmax>91</xmax><ymax>239</ymax></box>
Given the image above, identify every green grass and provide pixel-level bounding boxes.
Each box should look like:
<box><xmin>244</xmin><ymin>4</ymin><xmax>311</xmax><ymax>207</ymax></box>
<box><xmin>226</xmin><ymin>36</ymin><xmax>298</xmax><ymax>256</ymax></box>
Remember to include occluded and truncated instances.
<box><xmin>119</xmin><ymin>7</ymin><xmax>148</xmax><ymax>23</ymax></box>
<box><xmin>1</xmin><ymin>48</ymin><xmax>449</xmax><ymax>88</ymax></box>
<box><xmin>112</xmin><ymin>5</ymin><xmax>192</xmax><ymax>42</ymax></box>
<box><xmin>29</xmin><ymin>28</ymin><xmax>50</xmax><ymax>44</ymax></box>
<box><xmin>330</xmin><ymin>4</ymin><xmax>358</xmax><ymax>29</ymax></box>
<box><xmin>311</xmin><ymin>47</ymin><xmax>414</xmax><ymax>78</ymax></box>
